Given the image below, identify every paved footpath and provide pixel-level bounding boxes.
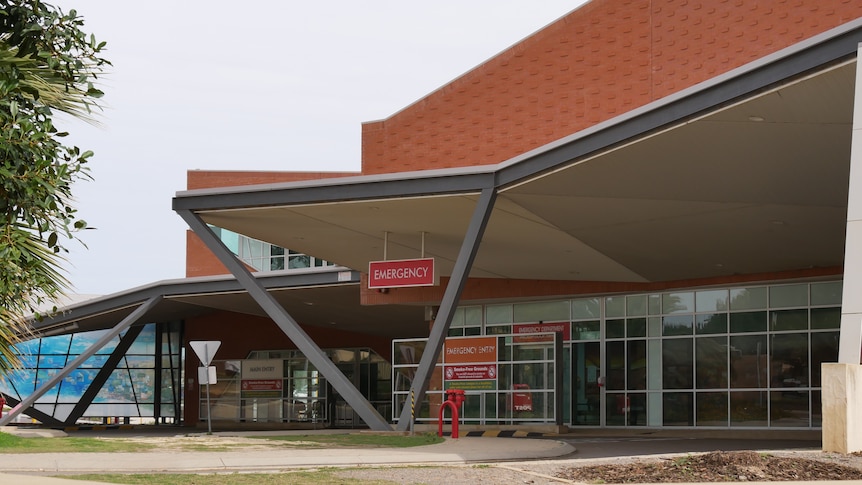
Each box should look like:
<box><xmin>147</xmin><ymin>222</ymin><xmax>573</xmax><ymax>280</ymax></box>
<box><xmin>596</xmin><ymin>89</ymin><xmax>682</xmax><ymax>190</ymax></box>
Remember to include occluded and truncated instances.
<box><xmin>1</xmin><ymin>426</ymin><xmax>858</xmax><ymax>485</ymax></box>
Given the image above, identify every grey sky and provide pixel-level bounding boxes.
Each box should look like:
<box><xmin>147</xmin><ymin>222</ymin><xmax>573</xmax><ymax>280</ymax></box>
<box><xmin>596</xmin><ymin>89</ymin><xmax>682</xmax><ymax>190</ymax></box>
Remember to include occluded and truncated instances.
<box><xmin>55</xmin><ymin>1</ymin><xmax>586</xmax><ymax>295</ymax></box>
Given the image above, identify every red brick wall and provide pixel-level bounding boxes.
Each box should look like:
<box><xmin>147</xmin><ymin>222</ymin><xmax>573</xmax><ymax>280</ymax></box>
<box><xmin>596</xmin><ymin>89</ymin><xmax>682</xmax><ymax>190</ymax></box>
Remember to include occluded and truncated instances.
<box><xmin>185</xmin><ymin>170</ymin><xmax>357</xmax><ymax>277</ymax></box>
<box><xmin>361</xmin><ymin>0</ymin><xmax>862</xmax><ymax>175</ymax></box>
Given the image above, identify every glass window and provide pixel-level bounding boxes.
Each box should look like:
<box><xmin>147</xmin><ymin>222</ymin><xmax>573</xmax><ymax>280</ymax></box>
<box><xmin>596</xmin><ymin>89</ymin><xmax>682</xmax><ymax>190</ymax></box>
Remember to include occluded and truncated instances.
<box><xmin>770</xmin><ymin>333</ymin><xmax>809</xmax><ymax>388</ymax></box>
<box><xmin>770</xmin><ymin>309</ymin><xmax>808</xmax><ymax>331</ymax></box>
<box><xmin>811</xmin><ymin>281</ymin><xmax>842</xmax><ymax>306</ymax></box>
<box><xmin>606</xmin><ymin>296</ymin><xmax>625</xmax><ymax>318</ymax></box>
<box><xmin>606</xmin><ymin>320</ymin><xmax>625</xmax><ymax>339</ymax></box>
<box><xmin>572</xmin><ymin>298</ymin><xmax>600</xmax><ymax>319</ymax></box>
<box><xmin>627</xmin><ymin>318</ymin><xmax>647</xmax><ymax>338</ymax></box>
<box><xmin>770</xmin><ymin>390</ymin><xmax>809</xmax><ymax>427</ymax></box>
<box><xmin>811</xmin><ymin>307</ymin><xmax>840</xmax><ymax>329</ymax></box>
<box><xmin>627</xmin><ymin>340</ymin><xmax>647</xmax><ymax>390</ymax></box>
<box><xmin>486</xmin><ymin>304</ymin><xmax>512</xmax><ymax>325</ymax></box>
<box><xmin>663</xmin><ymin>392</ymin><xmax>693</xmax><ymax>426</ymax></box>
<box><xmin>696</xmin><ymin>336</ymin><xmax>728</xmax><ymax>389</ymax></box>
<box><xmin>648</xmin><ymin>294</ymin><xmax>661</xmax><ymax>315</ymax></box>
<box><xmin>663</xmin><ymin>315</ymin><xmax>693</xmax><ymax>336</ymax></box>
<box><xmin>662</xmin><ymin>292</ymin><xmax>694</xmax><ymax>314</ymax></box>
<box><xmin>696</xmin><ymin>290</ymin><xmax>728</xmax><ymax>312</ymax></box>
<box><xmin>626</xmin><ymin>295</ymin><xmax>647</xmax><ymax>317</ymax></box>
<box><xmin>572</xmin><ymin>321</ymin><xmax>600</xmax><ymax>340</ymax></box>
<box><xmin>730</xmin><ymin>391</ymin><xmax>768</xmax><ymax>426</ymax></box>
<box><xmin>464</xmin><ymin>306</ymin><xmax>483</xmax><ymax>326</ymax></box>
<box><xmin>811</xmin><ymin>332</ymin><xmax>839</xmax><ymax>387</ymax></box>
<box><xmin>662</xmin><ymin>338</ymin><xmax>693</xmax><ymax>390</ymax></box>
<box><xmin>730</xmin><ymin>311</ymin><xmax>766</xmax><ymax>333</ymax></box>
<box><xmin>696</xmin><ymin>392</ymin><xmax>728</xmax><ymax>427</ymax></box>
<box><xmin>513</xmin><ymin>300</ymin><xmax>569</xmax><ymax>323</ymax></box>
<box><xmin>695</xmin><ymin>313</ymin><xmax>727</xmax><ymax>334</ymax></box>
<box><xmin>647</xmin><ymin>317</ymin><xmax>662</xmax><ymax>337</ymax></box>
<box><xmin>770</xmin><ymin>284</ymin><xmax>808</xmax><ymax>308</ymax></box>
<box><xmin>606</xmin><ymin>341</ymin><xmax>625</xmax><ymax>390</ymax></box>
<box><xmin>730</xmin><ymin>335</ymin><xmax>767</xmax><ymax>389</ymax></box>
<box><xmin>729</xmin><ymin>287</ymin><xmax>767</xmax><ymax>311</ymax></box>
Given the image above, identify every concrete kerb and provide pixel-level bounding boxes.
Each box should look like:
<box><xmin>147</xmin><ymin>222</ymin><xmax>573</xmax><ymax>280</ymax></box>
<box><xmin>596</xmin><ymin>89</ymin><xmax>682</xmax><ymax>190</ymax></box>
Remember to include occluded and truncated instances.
<box><xmin>0</xmin><ymin>428</ymin><xmax>577</xmax><ymax>476</ymax></box>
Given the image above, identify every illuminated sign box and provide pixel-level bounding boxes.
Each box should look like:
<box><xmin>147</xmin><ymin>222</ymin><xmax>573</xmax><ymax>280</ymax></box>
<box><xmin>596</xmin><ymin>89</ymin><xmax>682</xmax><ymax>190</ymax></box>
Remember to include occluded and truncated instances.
<box><xmin>368</xmin><ymin>257</ymin><xmax>437</xmax><ymax>289</ymax></box>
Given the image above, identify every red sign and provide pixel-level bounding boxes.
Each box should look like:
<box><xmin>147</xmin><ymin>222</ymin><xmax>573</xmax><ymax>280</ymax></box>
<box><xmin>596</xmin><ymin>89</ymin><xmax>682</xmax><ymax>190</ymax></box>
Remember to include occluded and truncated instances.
<box><xmin>445</xmin><ymin>364</ymin><xmax>497</xmax><ymax>381</ymax></box>
<box><xmin>444</xmin><ymin>336</ymin><xmax>497</xmax><ymax>364</ymax></box>
<box><xmin>513</xmin><ymin>322</ymin><xmax>571</xmax><ymax>342</ymax></box>
<box><xmin>368</xmin><ymin>258</ymin><xmax>436</xmax><ymax>289</ymax></box>
<box><xmin>241</xmin><ymin>379</ymin><xmax>282</xmax><ymax>391</ymax></box>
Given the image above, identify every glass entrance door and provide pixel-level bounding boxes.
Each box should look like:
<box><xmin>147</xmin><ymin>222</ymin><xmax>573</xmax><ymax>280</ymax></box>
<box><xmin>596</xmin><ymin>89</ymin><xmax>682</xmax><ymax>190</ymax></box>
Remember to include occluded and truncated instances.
<box><xmin>571</xmin><ymin>341</ymin><xmax>601</xmax><ymax>425</ymax></box>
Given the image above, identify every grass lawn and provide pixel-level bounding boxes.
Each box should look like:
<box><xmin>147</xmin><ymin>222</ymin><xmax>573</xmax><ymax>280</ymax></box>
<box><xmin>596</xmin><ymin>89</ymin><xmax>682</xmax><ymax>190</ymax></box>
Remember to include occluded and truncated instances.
<box><xmin>63</xmin><ymin>470</ymin><xmax>396</xmax><ymax>485</ymax></box>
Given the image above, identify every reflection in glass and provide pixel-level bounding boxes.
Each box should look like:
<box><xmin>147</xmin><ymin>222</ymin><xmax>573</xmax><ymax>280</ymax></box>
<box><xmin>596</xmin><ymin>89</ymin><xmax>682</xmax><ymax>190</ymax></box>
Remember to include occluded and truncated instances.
<box><xmin>627</xmin><ymin>340</ymin><xmax>647</xmax><ymax>390</ymax></box>
<box><xmin>695</xmin><ymin>313</ymin><xmax>727</xmax><ymax>334</ymax></box>
<box><xmin>730</xmin><ymin>311</ymin><xmax>766</xmax><ymax>333</ymax></box>
<box><xmin>606</xmin><ymin>320</ymin><xmax>625</xmax><ymax>339</ymax></box>
<box><xmin>696</xmin><ymin>392</ymin><xmax>728</xmax><ymax>426</ymax></box>
<box><xmin>729</xmin><ymin>287</ymin><xmax>767</xmax><ymax>311</ymax></box>
<box><xmin>663</xmin><ymin>315</ymin><xmax>693</xmax><ymax>336</ymax></box>
<box><xmin>730</xmin><ymin>335</ymin><xmax>767</xmax><ymax>389</ymax></box>
<box><xmin>770</xmin><ymin>309</ymin><xmax>808</xmax><ymax>331</ymax></box>
<box><xmin>606</xmin><ymin>341</ymin><xmax>625</xmax><ymax>390</ymax></box>
<box><xmin>662</xmin><ymin>292</ymin><xmax>694</xmax><ymax>314</ymax></box>
<box><xmin>770</xmin><ymin>390</ymin><xmax>809</xmax><ymax>427</ymax></box>
<box><xmin>770</xmin><ymin>333</ymin><xmax>808</xmax><ymax>388</ymax></box>
<box><xmin>730</xmin><ymin>391</ymin><xmax>767</xmax><ymax>426</ymax></box>
<box><xmin>662</xmin><ymin>339</ymin><xmax>693</xmax><ymax>389</ymax></box>
<box><xmin>627</xmin><ymin>318</ymin><xmax>646</xmax><ymax>338</ymax></box>
<box><xmin>811</xmin><ymin>332</ymin><xmax>839</xmax><ymax>387</ymax></box>
<box><xmin>663</xmin><ymin>392</ymin><xmax>693</xmax><ymax>426</ymax></box>
<box><xmin>696</xmin><ymin>336</ymin><xmax>728</xmax><ymax>389</ymax></box>
<box><xmin>811</xmin><ymin>308</ymin><xmax>840</xmax><ymax>329</ymax></box>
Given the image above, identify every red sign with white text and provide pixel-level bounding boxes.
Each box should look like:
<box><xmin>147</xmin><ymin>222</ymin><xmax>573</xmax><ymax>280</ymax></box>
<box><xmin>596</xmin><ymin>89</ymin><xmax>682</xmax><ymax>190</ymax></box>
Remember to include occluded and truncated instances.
<box><xmin>368</xmin><ymin>258</ymin><xmax>436</xmax><ymax>289</ymax></box>
<box><xmin>513</xmin><ymin>322</ymin><xmax>571</xmax><ymax>343</ymax></box>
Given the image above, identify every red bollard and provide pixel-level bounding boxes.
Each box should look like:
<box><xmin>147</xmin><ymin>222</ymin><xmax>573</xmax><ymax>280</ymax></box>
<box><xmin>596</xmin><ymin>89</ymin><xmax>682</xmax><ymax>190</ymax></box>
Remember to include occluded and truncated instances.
<box><xmin>438</xmin><ymin>389</ymin><xmax>466</xmax><ymax>438</ymax></box>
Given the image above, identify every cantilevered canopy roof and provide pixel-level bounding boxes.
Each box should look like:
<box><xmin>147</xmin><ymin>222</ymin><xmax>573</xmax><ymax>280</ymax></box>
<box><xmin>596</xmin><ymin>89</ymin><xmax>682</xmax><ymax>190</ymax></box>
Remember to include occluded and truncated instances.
<box><xmin>27</xmin><ymin>271</ymin><xmax>428</xmax><ymax>339</ymax></box>
<box><xmin>173</xmin><ymin>22</ymin><xmax>862</xmax><ymax>286</ymax></box>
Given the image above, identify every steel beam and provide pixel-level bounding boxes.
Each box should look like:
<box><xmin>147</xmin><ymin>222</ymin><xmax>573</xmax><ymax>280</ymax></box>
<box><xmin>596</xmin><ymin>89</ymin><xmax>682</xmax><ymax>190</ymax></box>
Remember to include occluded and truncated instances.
<box><xmin>64</xmin><ymin>325</ymin><xmax>144</xmax><ymax>424</ymax></box>
<box><xmin>177</xmin><ymin>210</ymin><xmax>390</xmax><ymax>430</ymax></box>
<box><xmin>0</xmin><ymin>296</ymin><xmax>162</xmax><ymax>427</ymax></box>
<box><xmin>396</xmin><ymin>187</ymin><xmax>497</xmax><ymax>430</ymax></box>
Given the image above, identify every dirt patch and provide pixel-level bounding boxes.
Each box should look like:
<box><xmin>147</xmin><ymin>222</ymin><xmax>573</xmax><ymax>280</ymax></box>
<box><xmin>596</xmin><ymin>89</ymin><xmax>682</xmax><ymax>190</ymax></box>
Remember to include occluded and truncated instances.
<box><xmin>557</xmin><ymin>450</ymin><xmax>862</xmax><ymax>483</ymax></box>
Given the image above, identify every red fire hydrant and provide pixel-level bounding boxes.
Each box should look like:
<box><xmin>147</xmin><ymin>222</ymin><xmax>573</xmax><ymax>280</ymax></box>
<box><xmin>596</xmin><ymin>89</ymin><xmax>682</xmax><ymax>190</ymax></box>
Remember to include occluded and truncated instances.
<box><xmin>438</xmin><ymin>389</ymin><xmax>466</xmax><ymax>438</ymax></box>
<box><xmin>0</xmin><ymin>395</ymin><xmax>6</xmax><ymax>417</ymax></box>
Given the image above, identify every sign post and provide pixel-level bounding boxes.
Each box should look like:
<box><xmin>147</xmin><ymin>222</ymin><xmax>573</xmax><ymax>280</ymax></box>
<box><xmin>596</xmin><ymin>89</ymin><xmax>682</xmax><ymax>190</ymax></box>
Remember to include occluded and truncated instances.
<box><xmin>190</xmin><ymin>340</ymin><xmax>221</xmax><ymax>435</ymax></box>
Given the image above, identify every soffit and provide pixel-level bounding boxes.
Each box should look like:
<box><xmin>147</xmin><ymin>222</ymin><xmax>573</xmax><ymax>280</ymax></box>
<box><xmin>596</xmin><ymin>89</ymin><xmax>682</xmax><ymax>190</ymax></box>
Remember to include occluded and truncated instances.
<box><xmin>191</xmin><ymin>60</ymin><xmax>855</xmax><ymax>285</ymax></box>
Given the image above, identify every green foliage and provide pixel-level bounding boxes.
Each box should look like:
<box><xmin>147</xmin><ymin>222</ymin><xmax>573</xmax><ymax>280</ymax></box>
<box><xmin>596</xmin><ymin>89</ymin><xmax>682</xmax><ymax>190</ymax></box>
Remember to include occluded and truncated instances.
<box><xmin>0</xmin><ymin>1</ymin><xmax>109</xmax><ymax>373</ymax></box>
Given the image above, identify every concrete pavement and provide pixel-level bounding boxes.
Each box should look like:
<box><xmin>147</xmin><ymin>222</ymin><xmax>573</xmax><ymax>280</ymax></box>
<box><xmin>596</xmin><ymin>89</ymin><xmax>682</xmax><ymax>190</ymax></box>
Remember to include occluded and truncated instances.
<box><xmin>0</xmin><ymin>426</ymin><xmax>842</xmax><ymax>484</ymax></box>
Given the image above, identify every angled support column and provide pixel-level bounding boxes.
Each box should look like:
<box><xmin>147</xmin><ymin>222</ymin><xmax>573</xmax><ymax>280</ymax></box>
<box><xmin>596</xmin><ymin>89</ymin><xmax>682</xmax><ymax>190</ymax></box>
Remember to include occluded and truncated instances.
<box><xmin>396</xmin><ymin>187</ymin><xmax>497</xmax><ymax>430</ymax></box>
<box><xmin>0</xmin><ymin>296</ymin><xmax>162</xmax><ymax>427</ymax></box>
<box><xmin>824</xmin><ymin>43</ymin><xmax>862</xmax><ymax>454</ymax></box>
<box><xmin>177</xmin><ymin>209</ymin><xmax>390</xmax><ymax>430</ymax></box>
<box><xmin>0</xmin><ymin>395</ymin><xmax>63</xmax><ymax>427</ymax></box>
<box><xmin>65</xmin><ymin>325</ymin><xmax>144</xmax><ymax>424</ymax></box>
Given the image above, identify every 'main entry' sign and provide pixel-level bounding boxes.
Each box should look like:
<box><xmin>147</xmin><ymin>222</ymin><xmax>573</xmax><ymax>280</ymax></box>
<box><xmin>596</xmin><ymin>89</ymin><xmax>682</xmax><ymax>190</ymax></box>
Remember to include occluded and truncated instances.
<box><xmin>368</xmin><ymin>258</ymin><xmax>436</xmax><ymax>289</ymax></box>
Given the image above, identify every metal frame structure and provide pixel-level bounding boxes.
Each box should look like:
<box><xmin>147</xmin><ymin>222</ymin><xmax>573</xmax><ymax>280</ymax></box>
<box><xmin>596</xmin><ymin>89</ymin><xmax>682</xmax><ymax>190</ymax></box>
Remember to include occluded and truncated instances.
<box><xmin>0</xmin><ymin>296</ymin><xmax>163</xmax><ymax>427</ymax></box>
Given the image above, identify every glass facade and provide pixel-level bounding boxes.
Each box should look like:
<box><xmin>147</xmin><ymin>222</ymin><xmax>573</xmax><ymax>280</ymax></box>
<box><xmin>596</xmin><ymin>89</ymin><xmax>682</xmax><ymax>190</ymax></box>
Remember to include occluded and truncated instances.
<box><xmin>210</xmin><ymin>226</ymin><xmax>334</xmax><ymax>272</ymax></box>
<box><xmin>199</xmin><ymin>348</ymin><xmax>391</xmax><ymax>426</ymax></box>
<box><xmin>0</xmin><ymin>322</ymin><xmax>182</xmax><ymax>425</ymax></box>
<box><xmin>399</xmin><ymin>280</ymin><xmax>841</xmax><ymax>429</ymax></box>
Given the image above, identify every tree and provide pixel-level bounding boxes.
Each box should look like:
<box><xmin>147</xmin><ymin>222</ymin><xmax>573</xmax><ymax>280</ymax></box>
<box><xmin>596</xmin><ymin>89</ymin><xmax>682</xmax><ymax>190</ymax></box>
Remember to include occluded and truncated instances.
<box><xmin>0</xmin><ymin>0</ymin><xmax>108</xmax><ymax>373</ymax></box>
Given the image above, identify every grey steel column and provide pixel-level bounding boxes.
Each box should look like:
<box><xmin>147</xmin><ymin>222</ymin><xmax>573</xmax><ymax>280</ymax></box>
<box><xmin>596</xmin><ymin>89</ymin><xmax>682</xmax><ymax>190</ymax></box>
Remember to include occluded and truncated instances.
<box><xmin>177</xmin><ymin>209</ymin><xmax>390</xmax><ymax>431</ymax></box>
<box><xmin>396</xmin><ymin>186</ymin><xmax>497</xmax><ymax>430</ymax></box>
<box><xmin>0</xmin><ymin>296</ymin><xmax>162</xmax><ymax>426</ymax></box>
